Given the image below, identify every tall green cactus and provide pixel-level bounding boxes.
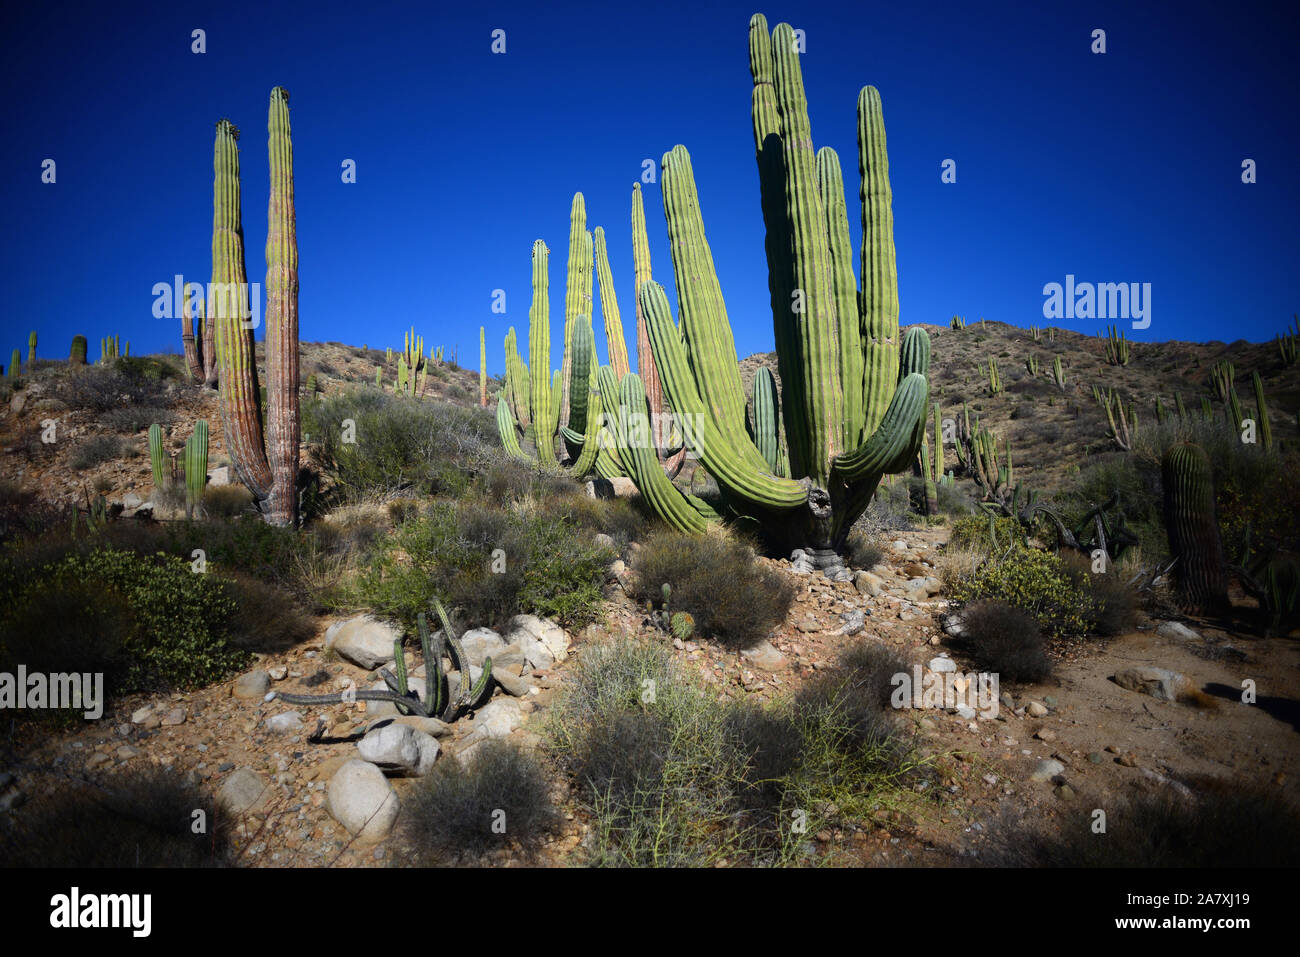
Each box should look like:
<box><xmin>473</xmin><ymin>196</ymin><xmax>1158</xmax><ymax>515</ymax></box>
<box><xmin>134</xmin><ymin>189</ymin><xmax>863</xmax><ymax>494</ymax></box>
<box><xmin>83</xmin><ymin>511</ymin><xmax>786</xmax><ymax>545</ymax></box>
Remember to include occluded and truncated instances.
<box><xmin>1251</xmin><ymin>371</ymin><xmax>1273</xmax><ymax>450</ymax></box>
<box><xmin>8</xmin><ymin>348</ymin><xmax>19</xmax><ymax>377</ymax></box>
<box><xmin>558</xmin><ymin>194</ymin><xmax>593</xmax><ymax>431</ymax></box>
<box><xmin>1104</xmin><ymin>324</ymin><xmax>1130</xmax><ymax>365</ymax></box>
<box><xmin>986</xmin><ymin>357</ymin><xmax>1002</xmax><ymax>395</ymax></box>
<box><xmin>1025</xmin><ymin>354</ymin><xmax>1039</xmax><ymax>376</ymax></box>
<box><xmin>593</xmin><ymin>225</ymin><xmax>631</xmax><ymax>381</ymax></box>
<box><xmin>27</xmin><ymin>331</ymin><xmax>36</xmax><ymax>365</ymax></box>
<box><xmin>750</xmin><ymin>366</ymin><xmax>783</xmax><ymax>475</ymax></box>
<box><xmin>184</xmin><ymin>421</ymin><xmax>209</xmax><ymax>518</ymax></box>
<box><xmin>1162</xmin><ymin>442</ymin><xmax>1229</xmax><ymax>614</ymax></box>
<box><xmin>211</xmin><ymin>87</ymin><xmax>300</xmax><ymax>527</ymax></box>
<box><xmin>949</xmin><ymin>315</ymin><xmax>966</xmax><ymax>330</ymax></box>
<box><xmin>1050</xmin><ymin>355</ymin><xmax>1066</xmax><ymax>391</ymax></box>
<box><xmin>1210</xmin><ymin>360</ymin><xmax>1234</xmax><ymax>402</ymax></box>
<box><xmin>148</xmin><ymin>423</ymin><xmax>168</xmax><ymax>489</ymax></box>
<box><xmin>479</xmin><ymin>326</ymin><xmax>488</xmax><ymax>407</ymax></box>
<box><xmin>70</xmin><ymin>335</ymin><xmax>87</xmax><ymax>364</ymax></box>
<box><xmin>610</xmin><ymin>18</ymin><xmax>930</xmax><ymax>571</ymax></box>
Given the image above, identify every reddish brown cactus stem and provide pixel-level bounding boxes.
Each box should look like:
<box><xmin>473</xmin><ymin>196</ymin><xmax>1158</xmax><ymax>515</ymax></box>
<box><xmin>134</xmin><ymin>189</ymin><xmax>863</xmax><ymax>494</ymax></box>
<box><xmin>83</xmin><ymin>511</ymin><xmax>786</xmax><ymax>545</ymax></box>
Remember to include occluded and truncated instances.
<box><xmin>263</xmin><ymin>86</ymin><xmax>300</xmax><ymax>526</ymax></box>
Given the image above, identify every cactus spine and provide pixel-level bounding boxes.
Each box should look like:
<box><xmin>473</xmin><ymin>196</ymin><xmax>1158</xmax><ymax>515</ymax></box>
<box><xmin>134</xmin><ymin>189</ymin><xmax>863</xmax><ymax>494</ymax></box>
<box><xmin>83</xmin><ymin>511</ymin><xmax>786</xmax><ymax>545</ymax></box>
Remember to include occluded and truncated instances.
<box><xmin>211</xmin><ymin>88</ymin><xmax>300</xmax><ymax>528</ymax></box>
<box><xmin>184</xmin><ymin>421</ymin><xmax>209</xmax><ymax>518</ymax></box>
<box><xmin>1162</xmin><ymin>442</ymin><xmax>1229</xmax><ymax>614</ymax></box>
<box><xmin>70</xmin><ymin>335</ymin><xmax>87</xmax><ymax>364</ymax></box>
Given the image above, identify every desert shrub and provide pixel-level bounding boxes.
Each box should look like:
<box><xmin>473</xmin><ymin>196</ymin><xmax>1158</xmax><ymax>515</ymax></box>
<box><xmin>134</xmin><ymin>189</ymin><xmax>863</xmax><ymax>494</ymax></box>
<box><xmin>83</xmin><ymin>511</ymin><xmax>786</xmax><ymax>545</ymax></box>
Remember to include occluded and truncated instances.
<box><xmin>0</xmin><ymin>547</ymin><xmax>250</xmax><ymax>696</ymax></box>
<box><xmin>60</xmin><ymin>359</ymin><xmax>175</xmax><ymax>411</ymax></box>
<box><xmin>949</xmin><ymin>545</ymin><xmax>1095</xmax><ymax>641</ymax></box>
<box><xmin>202</xmin><ymin>484</ymin><xmax>256</xmax><ymax>519</ymax></box>
<box><xmin>552</xmin><ymin>636</ymin><xmax>932</xmax><ymax>866</ymax></box>
<box><xmin>304</xmin><ymin>390</ymin><xmax>497</xmax><ymax>499</ymax></box>
<box><xmin>542</xmin><ymin>487</ymin><xmax>649</xmax><ymax>546</ymax></box>
<box><xmin>934</xmin><ymin>480</ymin><xmax>972</xmax><ymax>516</ymax></box>
<box><xmin>0</xmin><ymin>766</ymin><xmax>231</xmax><ymax>867</ymax></box>
<box><xmin>631</xmin><ymin>530</ymin><xmax>794</xmax><ymax>647</ymax></box>
<box><xmin>223</xmin><ymin>572</ymin><xmax>316</xmax><ymax>654</ymax></box>
<box><xmin>981</xmin><ymin>776</ymin><xmax>1300</xmax><ymax>867</ymax></box>
<box><xmin>69</xmin><ymin>434</ymin><xmax>122</xmax><ymax>470</ymax></box>
<box><xmin>99</xmin><ymin>405</ymin><xmax>175</xmax><ymax>433</ymax></box>
<box><xmin>354</xmin><ymin>500</ymin><xmax>611</xmax><ymax>630</ymax></box>
<box><xmin>400</xmin><ymin>740</ymin><xmax>560</xmax><ymax>865</ymax></box>
<box><xmin>949</xmin><ymin>514</ymin><xmax>1025</xmax><ymax>554</ymax></box>
<box><xmin>857</xmin><ymin>479</ymin><xmax>917</xmax><ymax>532</ymax></box>
<box><xmin>957</xmin><ymin>599</ymin><xmax>1051</xmax><ymax>683</ymax></box>
<box><xmin>1061</xmin><ymin>552</ymin><xmax>1138</xmax><ymax>636</ymax></box>
<box><xmin>843</xmin><ymin>528</ymin><xmax>884</xmax><ymax>570</ymax></box>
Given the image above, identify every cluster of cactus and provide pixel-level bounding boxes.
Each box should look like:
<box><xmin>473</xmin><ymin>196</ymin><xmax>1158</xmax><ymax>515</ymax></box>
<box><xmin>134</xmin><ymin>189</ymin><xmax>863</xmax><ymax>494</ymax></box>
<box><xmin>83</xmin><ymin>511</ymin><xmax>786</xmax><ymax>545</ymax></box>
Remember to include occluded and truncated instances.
<box><xmin>917</xmin><ymin>401</ymin><xmax>950</xmax><ymax>514</ymax></box>
<box><xmin>1209</xmin><ymin>360</ymin><xmax>1234</xmax><ymax>401</ymax></box>
<box><xmin>950</xmin><ymin>315</ymin><xmax>966</xmax><ymax>330</ymax></box>
<box><xmin>1030</xmin><ymin>326</ymin><xmax>1041</xmax><ymax>342</ymax></box>
<box><xmin>953</xmin><ymin>403</ymin><xmax>1012</xmax><ymax>502</ymax></box>
<box><xmin>1102</xmin><ymin>390</ymin><xmax>1135</xmax><ymax>450</ymax></box>
<box><xmin>395</xmin><ymin>355</ymin><xmax>427</xmax><ymax>398</ymax></box>
<box><xmin>69</xmin><ymin>335</ymin><xmax>88</xmax><ymax>364</ymax></box>
<box><xmin>1050</xmin><ymin>355</ymin><xmax>1066</xmax><ymax>391</ymax></box>
<box><xmin>100</xmin><ymin>335</ymin><xmax>127</xmax><ymax>363</ymax></box>
<box><xmin>1103</xmin><ymin>324</ymin><xmax>1130</xmax><ymax>365</ymax></box>
<box><xmin>985</xmin><ymin>357</ymin><xmax>1002</xmax><ymax>394</ymax></box>
<box><xmin>595</xmin><ymin>16</ymin><xmax>932</xmax><ymax>570</ymax></box>
<box><xmin>1277</xmin><ymin>316</ymin><xmax>1298</xmax><ymax>367</ymax></box>
<box><xmin>184</xmin><ymin>421</ymin><xmax>209</xmax><ymax>517</ymax></box>
<box><xmin>1025</xmin><ymin>354</ymin><xmax>1039</xmax><ymax>376</ymax></box>
<box><xmin>402</xmin><ymin>328</ymin><xmax>425</xmax><ymax>373</ymax></box>
<box><xmin>274</xmin><ymin>598</ymin><xmax>492</xmax><ymax>721</ymax></box>
<box><xmin>209</xmin><ymin>88</ymin><xmax>301</xmax><ymax>527</ymax></box>
<box><xmin>1162</xmin><ymin>442</ymin><xmax>1229</xmax><ymax>614</ymax></box>
<box><xmin>181</xmin><ymin>282</ymin><xmax>218</xmax><ymax>387</ymax></box>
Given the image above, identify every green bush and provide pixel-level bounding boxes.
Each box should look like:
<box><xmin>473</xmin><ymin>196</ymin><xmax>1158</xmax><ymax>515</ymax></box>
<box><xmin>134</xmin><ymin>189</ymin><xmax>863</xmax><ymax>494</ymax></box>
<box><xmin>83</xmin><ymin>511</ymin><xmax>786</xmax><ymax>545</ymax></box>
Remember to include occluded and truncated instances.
<box><xmin>69</xmin><ymin>434</ymin><xmax>123</xmax><ymax>471</ymax></box>
<box><xmin>0</xmin><ymin>547</ymin><xmax>251</xmax><ymax>700</ymax></box>
<box><xmin>950</xmin><ymin>514</ymin><xmax>1024</xmax><ymax>554</ymax></box>
<box><xmin>631</xmin><ymin>530</ymin><xmax>794</xmax><ymax>647</ymax></box>
<box><xmin>957</xmin><ymin>599</ymin><xmax>1052</xmax><ymax>683</ymax></box>
<box><xmin>353</xmin><ymin>500</ymin><xmax>611</xmax><ymax>630</ymax></box>
<box><xmin>949</xmin><ymin>545</ymin><xmax>1095</xmax><ymax>640</ymax></box>
<box><xmin>304</xmin><ymin>390</ymin><xmax>498</xmax><ymax>499</ymax></box>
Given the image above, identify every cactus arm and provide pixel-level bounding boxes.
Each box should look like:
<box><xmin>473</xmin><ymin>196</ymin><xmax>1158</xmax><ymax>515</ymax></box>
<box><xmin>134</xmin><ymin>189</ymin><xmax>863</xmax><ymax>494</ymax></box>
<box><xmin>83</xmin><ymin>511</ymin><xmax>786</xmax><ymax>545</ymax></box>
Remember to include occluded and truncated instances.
<box><xmin>594</xmin><ymin>226</ymin><xmax>631</xmax><ymax>381</ymax></box>
<box><xmin>528</xmin><ymin>240</ymin><xmax>556</xmax><ymax>464</ymax></box>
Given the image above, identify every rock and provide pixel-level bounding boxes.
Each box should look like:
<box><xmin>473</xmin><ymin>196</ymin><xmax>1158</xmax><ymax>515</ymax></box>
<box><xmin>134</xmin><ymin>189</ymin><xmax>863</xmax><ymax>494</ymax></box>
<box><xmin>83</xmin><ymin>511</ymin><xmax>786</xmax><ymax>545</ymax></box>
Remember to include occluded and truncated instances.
<box><xmin>1055</xmin><ymin>784</ymin><xmax>1075</xmax><ymax>800</ymax></box>
<box><xmin>324</xmin><ymin>615</ymin><xmax>400</xmax><ymax>670</ymax></box>
<box><xmin>610</xmin><ymin>559</ymin><xmax>627</xmax><ymax>580</ymax></box>
<box><xmin>207</xmin><ymin>466</ymin><xmax>231</xmax><ymax>486</ymax></box>
<box><xmin>1026</xmin><ymin>701</ymin><xmax>1049</xmax><ymax>717</ymax></box>
<box><xmin>1035</xmin><ymin>728</ymin><xmax>1056</xmax><ymax>743</ymax></box>
<box><xmin>357</xmin><ymin>723</ymin><xmax>440</xmax><ymax>776</ymax></box>
<box><xmin>928</xmin><ymin>656</ymin><xmax>957</xmax><ymax>674</ymax></box>
<box><xmin>1113</xmin><ymin>667</ymin><xmax>1186</xmax><ymax>702</ymax></box>
<box><xmin>854</xmin><ymin>570</ymin><xmax>884</xmax><ymax>597</ymax></box>
<box><xmin>131</xmin><ymin>704</ymin><xmax>155</xmax><ymax>724</ymax></box>
<box><xmin>458</xmin><ymin>628</ymin><xmax>506</xmax><ymax>668</ymax></box>
<box><xmin>1156</xmin><ymin>621</ymin><xmax>1201</xmax><ymax>642</ymax></box>
<box><xmin>461</xmin><ymin>697</ymin><xmax>524</xmax><ymax>746</ymax></box>
<box><xmin>891</xmin><ymin>540</ymin><xmax>909</xmax><ymax>550</ymax></box>
<box><xmin>367</xmin><ymin>715</ymin><xmax>453</xmax><ymax>738</ymax></box>
<box><xmin>122</xmin><ymin>492</ymin><xmax>144</xmax><ymax>510</ymax></box>
<box><xmin>1000</xmin><ymin>692</ymin><xmax>1015</xmax><ymax>710</ymax></box>
<box><xmin>231</xmin><ymin>670</ymin><xmax>271</xmax><ymax>700</ymax></box>
<box><xmin>268</xmin><ymin>666</ymin><xmax>288</xmax><ymax>681</ymax></box>
<box><xmin>584</xmin><ymin>476</ymin><xmax>638</xmax><ymax>499</ymax></box>
<box><xmin>1117</xmin><ymin>751</ymin><xmax>1141</xmax><ymax>768</ymax></box>
<box><xmin>1087</xmin><ymin>752</ymin><xmax>1104</xmax><ymax>764</ymax></box>
<box><xmin>491</xmin><ymin>644</ymin><xmax>527</xmax><ymax>676</ymax></box>
<box><xmin>956</xmin><ymin>706</ymin><xmax>977</xmax><ymax>720</ymax></box>
<box><xmin>265</xmin><ymin>711</ymin><xmax>305</xmax><ymax>734</ymax></box>
<box><xmin>740</xmin><ymin>640</ymin><xmax>787</xmax><ymax>672</ymax></box>
<box><xmin>160</xmin><ymin>707</ymin><xmax>186</xmax><ymax>727</ymax></box>
<box><xmin>1042</xmin><ymin>695</ymin><xmax>1058</xmax><ymax>708</ymax></box>
<box><xmin>795</xmin><ymin>618</ymin><xmax>820</xmax><ymax>633</ymax></box>
<box><xmin>1139</xmin><ymin>767</ymin><xmax>1194</xmax><ymax>799</ymax></box>
<box><xmin>790</xmin><ymin>550</ymin><xmax>815</xmax><ymax>575</ymax></box>
<box><xmin>839</xmin><ymin>610</ymin><xmax>865</xmax><ymax>636</ymax></box>
<box><xmin>1030</xmin><ymin>759</ymin><xmax>1065</xmax><ymax>783</ymax></box>
<box><xmin>9</xmin><ymin>391</ymin><xmax>28</xmax><ymax>415</ymax></box>
<box><xmin>593</xmin><ymin>533</ymin><xmax>617</xmax><ymax>551</ymax></box>
<box><xmin>217</xmin><ymin>768</ymin><xmax>273</xmax><ymax>816</ymax></box>
<box><xmin>493</xmin><ymin>670</ymin><xmax>534</xmax><ymax>697</ymax></box>
<box><xmin>505</xmin><ymin>615</ymin><xmax>570</xmax><ymax>670</ymax></box>
<box><xmin>325</xmin><ymin>760</ymin><xmax>399</xmax><ymax>844</ymax></box>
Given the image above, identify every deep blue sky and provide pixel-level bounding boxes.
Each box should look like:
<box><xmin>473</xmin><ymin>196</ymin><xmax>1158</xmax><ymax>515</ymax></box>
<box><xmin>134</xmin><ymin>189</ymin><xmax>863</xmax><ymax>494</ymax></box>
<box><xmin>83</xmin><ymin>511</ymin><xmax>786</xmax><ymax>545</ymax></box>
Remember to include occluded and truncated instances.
<box><xmin>3</xmin><ymin>1</ymin><xmax>1296</xmax><ymax>375</ymax></box>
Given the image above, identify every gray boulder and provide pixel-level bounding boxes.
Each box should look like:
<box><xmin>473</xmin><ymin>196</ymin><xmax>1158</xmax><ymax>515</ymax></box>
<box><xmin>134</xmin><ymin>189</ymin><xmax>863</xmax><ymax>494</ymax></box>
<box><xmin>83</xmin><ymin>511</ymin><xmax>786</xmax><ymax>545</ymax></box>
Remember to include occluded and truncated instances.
<box><xmin>325</xmin><ymin>760</ymin><xmax>399</xmax><ymax>844</ymax></box>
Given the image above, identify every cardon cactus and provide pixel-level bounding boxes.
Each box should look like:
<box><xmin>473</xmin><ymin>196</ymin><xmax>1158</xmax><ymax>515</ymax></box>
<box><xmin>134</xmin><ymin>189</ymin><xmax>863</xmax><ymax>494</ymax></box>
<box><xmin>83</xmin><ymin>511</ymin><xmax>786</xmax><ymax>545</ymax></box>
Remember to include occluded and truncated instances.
<box><xmin>8</xmin><ymin>348</ymin><xmax>19</xmax><ymax>377</ymax></box>
<box><xmin>27</xmin><ymin>331</ymin><xmax>36</xmax><ymax>365</ymax></box>
<box><xmin>498</xmin><ymin>236</ymin><xmax>601</xmax><ymax>475</ymax></box>
<box><xmin>1104</xmin><ymin>324</ymin><xmax>1130</xmax><ymax>365</ymax></box>
<box><xmin>70</xmin><ymin>335</ymin><xmax>87</xmax><ymax>364</ymax></box>
<box><xmin>1210</xmin><ymin>360</ymin><xmax>1234</xmax><ymax>402</ymax></box>
<box><xmin>750</xmin><ymin>366</ymin><xmax>784</xmax><ymax>476</ymax></box>
<box><xmin>181</xmin><ymin>281</ymin><xmax>218</xmax><ymax>387</ymax></box>
<box><xmin>558</xmin><ymin>193</ymin><xmax>593</xmax><ymax>431</ymax></box>
<box><xmin>184</xmin><ymin>421</ymin><xmax>209</xmax><ymax>518</ymax></box>
<box><xmin>1251</xmin><ymin>371</ymin><xmax>1272</xmax><ymax>450</ymax></box>
<box><xmin>211</xmin><ymin>87</ymin><xmax>300</xmax><ymax>527</ymax></box>
<box><xmin>148</xmin><ymin>423</ymin><xmax>169</xmax><ymax>489</ymax></box>
<box><xmin>985</xmin><ymin>357</ymin><xmax>1001</xmax><ymax>394</ymax></box>
<box><xmin>479</xmin><ymin>325</ymin><xmax>488</xmax><ymax>407</ymax></box>
<box><xmin>610</xmin><ymin>17</ymin><xmax>931</xmax><ymax>573</ymax></box>
<box><xmin>1051</xmin><ymin>355</ymin><xmax>1066</xmax><ymax>391</ymax></box>
<box><xmin>950</xmin><ymin>315</ymin><xmax>966</xmax><ymax>330</ymax></box>
<box><xmin>593</xmin><ymin>226</ymin><xmax>631</xmax><ymax>381</ymax></box>
<box><xmin>1162</xmin><ymin>442</ymin><xmax>1229</xmax><ymax>614</ymax></box>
